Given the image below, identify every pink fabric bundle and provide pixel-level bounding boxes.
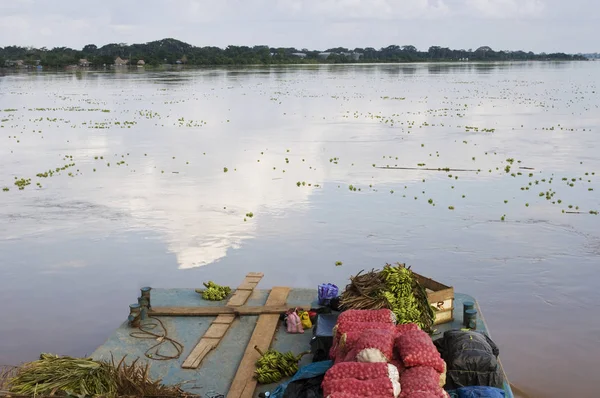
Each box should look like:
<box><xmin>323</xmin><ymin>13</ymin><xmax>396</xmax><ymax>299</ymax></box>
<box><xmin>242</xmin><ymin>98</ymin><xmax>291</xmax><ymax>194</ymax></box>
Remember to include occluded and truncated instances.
<box><xmin>286</xmin><ymin>310</ymin><xmax>304</xmax><ymax>334</ymax></box>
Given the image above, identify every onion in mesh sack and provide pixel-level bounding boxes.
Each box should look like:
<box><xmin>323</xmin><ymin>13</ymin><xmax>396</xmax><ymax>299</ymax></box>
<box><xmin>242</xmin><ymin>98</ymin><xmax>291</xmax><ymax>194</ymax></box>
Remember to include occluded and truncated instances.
<box><xmin>328</xmin><ymin>394</ymin><xmax>395</xmax><ymax>398</ymax></box>
<box><xmin>324</xmin><ymin>362</ymin><xmax>400</xmax><ymax>383</ymax></box>
<box><xmin>338</xmin><ymin>309</ymin><xmax>397</xmax><ymax>324</ymax></box>
<box><xmin>341</xmin><ymin>329</ymin><xmax>395</xmax><ymax>363</ymax></box>
<box><xmin>323</xmin><ymin>377</ymin><xmax>401</xmax><ymax>398</ymax></box>
<box><xmin>389</xmin><ymin>359</ymin><xmax>406</xmax><ymax>375</ymax></box>
<box><xmin>399</xmin><ymin>366</ymin><xmax>446</xmax><ymax>398</ymax></box>
<box><xmin>396</xmin><ymin>323</ymin><xmax>421</xmax><ymax>335</ymax></box>
<box><xmin>334</xmin><ymin>321</ymin><xmax>396</xmax><ymax>340</ymax></box>
<box><xmin>328</xmin><ymin>393</ymin><xmax>393</xmax><ymax>398</ymax></box>
<box><xmin>395</xmin><ymin>330</ymin><xmax>445</xmax><ymax>373</ymax></box>
<box><xmin>401</xmin><ymin>392</ymin><xmax>450</xmax><ymax>398</ymax></box>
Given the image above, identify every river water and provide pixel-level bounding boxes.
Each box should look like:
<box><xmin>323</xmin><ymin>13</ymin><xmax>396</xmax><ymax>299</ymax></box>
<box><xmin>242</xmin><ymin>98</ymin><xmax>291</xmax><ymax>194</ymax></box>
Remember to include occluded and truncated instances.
<box><xmin>1</xmin><ymin>63</ymin><xmax>599</xmax><ymax>397</ymax></box>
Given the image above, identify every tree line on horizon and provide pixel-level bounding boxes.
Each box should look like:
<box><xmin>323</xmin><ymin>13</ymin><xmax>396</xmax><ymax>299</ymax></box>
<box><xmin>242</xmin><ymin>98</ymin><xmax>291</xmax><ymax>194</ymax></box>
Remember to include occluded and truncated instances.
<box><xmin>0</xmin><ymin>38</ymin><xmax>586</xmax><ymax>68</ymax></box>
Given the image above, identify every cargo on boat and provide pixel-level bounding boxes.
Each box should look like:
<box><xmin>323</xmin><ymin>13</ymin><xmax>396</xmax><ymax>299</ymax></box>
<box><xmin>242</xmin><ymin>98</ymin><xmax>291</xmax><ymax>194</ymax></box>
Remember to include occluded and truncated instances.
<box><xmin>2</xmin><ymin>267</ymin><xmax>513</xmax><ymax>398</ymax></box>
<box><xmin>89</xmin><ymin>270</ymin><xmax>514</xmax><ymax>398</ymax></box>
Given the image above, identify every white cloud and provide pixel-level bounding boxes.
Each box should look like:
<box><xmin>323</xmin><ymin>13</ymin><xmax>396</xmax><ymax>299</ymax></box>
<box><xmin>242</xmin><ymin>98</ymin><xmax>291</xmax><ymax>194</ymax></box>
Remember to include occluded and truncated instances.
<box><xmin>276</xmin><ymin>0</ymin><xmax>450</xmax><ymax>19</ymax></box>
<box><xmin>0</xmin><ymin>0</ymin><xmax>595</xmax><ymax>52</ymax></box>
<box><xmin>466</xmin><ymin>0</ymin><xmax>545</xmax><ymax>18</ymax></box>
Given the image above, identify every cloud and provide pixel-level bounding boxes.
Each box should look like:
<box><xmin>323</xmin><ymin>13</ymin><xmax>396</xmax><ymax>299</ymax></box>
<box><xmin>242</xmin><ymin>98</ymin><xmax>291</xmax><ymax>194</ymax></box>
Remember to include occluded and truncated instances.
<box><xmin>0</xmin><ymin>0</ymin><xmax>596</xmax><ymax>52</ymax></box>
<box><xmin>276</xmin><ymin>0</ymin><xmax>450</xmax><ymax>20</ymax></box>
<box><xmin>466</xmin><ymin>0</ymin><xmax>546</xmax><ymax>18</ymax></box>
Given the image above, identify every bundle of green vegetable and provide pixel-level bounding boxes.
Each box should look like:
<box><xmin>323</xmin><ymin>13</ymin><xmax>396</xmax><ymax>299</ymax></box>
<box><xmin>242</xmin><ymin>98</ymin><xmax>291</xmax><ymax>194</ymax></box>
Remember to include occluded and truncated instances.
<box><xmin>253</xmin><ymin>347</ymin><xmax>308</xmax><ymax>384</ymax></box>
<box><xmin>8</xmin><ymin>353</ymin><xmax>117</xmax><ymax>397</ymax></box>
<box><xmin>196</xmin><ymin>281</ymin><xmax>232</xmax><ymax>301</ymax></box>
<box><xmin>340</xmin><ymin>263</ymin><xmax>435</xmax><ymax>332</ymax></box>
<box><xmin>7</xmin><ymin>354</ymin><xmax>189</xmax><ymax>397</ymax></box>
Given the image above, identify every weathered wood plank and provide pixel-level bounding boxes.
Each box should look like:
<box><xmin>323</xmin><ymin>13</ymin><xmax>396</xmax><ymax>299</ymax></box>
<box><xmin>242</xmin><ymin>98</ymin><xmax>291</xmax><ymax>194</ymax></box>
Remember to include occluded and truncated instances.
<box><xmin>181</xmin><ymin>273</ymin><xmax>264</xmax><ymax>369</ymax></box>
<box><xmin>213</xmin><ymin>314</ymin><xmax>236</xmax><ymax>324</ymax></box>
<box><xmin>204</xmin><ymin>323</ymin><xmax>231</xmax><ymax>339</ymax></box>
<box><xmin>227</xmin><ymin>287</ymin><xmax>290</xmax><ymax>398</ymax></box>
<box><xmin>149</xmin><ymin>305</ymin><xmax>297</xmax><ymax>317</ymax></box>
<box><xmin>236</xmin><ymin>280</ymin><xmax>260</xmax><ymax>291</ymax></box>
<box><xmin>227</xmin><ymin>289</ymin><xmax>254</xmax><ymax>307</ymax></box>
<box><xmin>181</xmin><ymin>338</ymin><xmax>220</xmax><ymax>369</ymax></box>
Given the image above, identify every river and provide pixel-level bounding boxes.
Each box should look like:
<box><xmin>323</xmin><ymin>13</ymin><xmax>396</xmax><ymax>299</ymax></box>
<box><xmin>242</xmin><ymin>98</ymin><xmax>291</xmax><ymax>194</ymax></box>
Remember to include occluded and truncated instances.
<box><xmin>1</xmin><ymin>62</ymin><xmax>599</xmax><ymax>397</ymax></box>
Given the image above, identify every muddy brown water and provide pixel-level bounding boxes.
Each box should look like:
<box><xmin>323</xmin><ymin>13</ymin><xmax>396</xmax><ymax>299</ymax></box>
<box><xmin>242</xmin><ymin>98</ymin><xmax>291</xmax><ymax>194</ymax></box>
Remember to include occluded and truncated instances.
<box><xmin>1</xmin><ymin>62</ymin><xmax>599</xmax><ymax>397</ymax></box>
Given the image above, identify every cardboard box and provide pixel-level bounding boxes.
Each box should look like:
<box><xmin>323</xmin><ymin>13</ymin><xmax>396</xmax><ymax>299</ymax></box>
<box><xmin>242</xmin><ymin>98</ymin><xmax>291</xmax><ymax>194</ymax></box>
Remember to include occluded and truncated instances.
<box><xmin>413</xmin><ymin>272</ymin><xmax>454</xmax><ymax>325</ymax></box>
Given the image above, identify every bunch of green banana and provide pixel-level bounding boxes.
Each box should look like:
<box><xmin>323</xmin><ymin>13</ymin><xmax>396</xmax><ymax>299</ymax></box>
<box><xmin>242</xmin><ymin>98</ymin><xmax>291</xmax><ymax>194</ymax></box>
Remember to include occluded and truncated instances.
<box><xmin>254</xmin><ymin>349</ymin><xmax>304</xmax><ymax>384</ymax></box>
<box><xmin>196</xmin><ymin>281</ymin><xmax>232</xmax><ymax>301</ymax></box>
<box><xmin>255</xmin><ymin>368</ymin><xmax>283</xmax><ymax>384</ymax></box>
<box><xmin>380</xmin><ymin>265</ymin><xmax>433</xmax><ymax>331</ymax></box>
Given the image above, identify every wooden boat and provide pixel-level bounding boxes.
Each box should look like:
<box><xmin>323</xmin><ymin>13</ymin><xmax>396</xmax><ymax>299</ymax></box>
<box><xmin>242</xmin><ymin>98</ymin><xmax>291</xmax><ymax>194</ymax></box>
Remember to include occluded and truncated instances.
<box><xmin>92</xmin><ymin>279</ymin><xmax>514</xmax><ymax>398</ymax></box>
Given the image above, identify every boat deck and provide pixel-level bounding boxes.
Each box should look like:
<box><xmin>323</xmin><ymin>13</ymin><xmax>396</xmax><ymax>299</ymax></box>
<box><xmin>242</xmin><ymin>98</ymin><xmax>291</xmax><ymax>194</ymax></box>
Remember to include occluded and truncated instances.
<box><xmin>91</xmin><ymin>289</ymin><xmax>513</xmax><ymax>397</ymax></box>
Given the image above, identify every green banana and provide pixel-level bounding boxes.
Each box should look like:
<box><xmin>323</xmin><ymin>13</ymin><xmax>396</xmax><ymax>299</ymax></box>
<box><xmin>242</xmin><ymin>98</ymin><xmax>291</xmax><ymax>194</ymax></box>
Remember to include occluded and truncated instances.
<box><xmin>197</xmin><ymin>281</ymin><xmax>232</xmax><ymax>301</ymax></box>
<box><xmin>254</xmin><ymin>349</ymin><xmax>305</xmax><ymax>384</ymax></box>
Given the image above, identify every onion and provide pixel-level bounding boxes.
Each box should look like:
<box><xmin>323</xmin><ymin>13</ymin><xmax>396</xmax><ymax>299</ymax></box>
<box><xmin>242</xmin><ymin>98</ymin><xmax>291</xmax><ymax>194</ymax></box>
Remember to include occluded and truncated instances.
<box><xmin>395</xmin><ymin>330</ymin><xmax>445</xmax><ymax>373</ymax></box>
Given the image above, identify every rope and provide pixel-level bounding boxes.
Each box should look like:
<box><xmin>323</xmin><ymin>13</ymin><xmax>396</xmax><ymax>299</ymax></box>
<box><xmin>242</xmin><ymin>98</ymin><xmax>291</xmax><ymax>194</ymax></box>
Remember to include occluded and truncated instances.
<box><xmin>129</xmin><ymin>316</ymin><xmax>184</xmax><ymax>361</ymax></box>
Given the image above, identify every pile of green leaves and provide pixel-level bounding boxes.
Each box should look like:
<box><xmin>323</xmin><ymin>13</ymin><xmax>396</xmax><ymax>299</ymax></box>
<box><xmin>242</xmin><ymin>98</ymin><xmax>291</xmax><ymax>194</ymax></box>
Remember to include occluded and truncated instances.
<box><xmin>7</xmin><ymin>354</ymin><xmax>190</xmax><ymax>397</ymax></box>
<box><xmin>9</xmin><ymin>353</ymin><xmax>117</xmax><ymax>397</ymax></box>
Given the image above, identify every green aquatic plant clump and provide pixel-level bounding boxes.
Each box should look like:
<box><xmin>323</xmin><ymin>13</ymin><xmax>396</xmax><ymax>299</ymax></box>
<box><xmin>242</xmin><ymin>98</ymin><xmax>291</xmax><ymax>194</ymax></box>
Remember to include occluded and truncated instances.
<box><xmin>198</xmin><ymin>281</ymin><xmax>232</xmax><ymax>301</ymax></box>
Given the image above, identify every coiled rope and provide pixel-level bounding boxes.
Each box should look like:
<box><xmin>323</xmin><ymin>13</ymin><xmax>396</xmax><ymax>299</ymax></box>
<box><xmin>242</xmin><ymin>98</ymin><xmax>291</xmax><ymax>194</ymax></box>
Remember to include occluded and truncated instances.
<box><xmin>129</xmin><ymin>316</ymin><xmax>184</xmax><ymax>361</ymax></box>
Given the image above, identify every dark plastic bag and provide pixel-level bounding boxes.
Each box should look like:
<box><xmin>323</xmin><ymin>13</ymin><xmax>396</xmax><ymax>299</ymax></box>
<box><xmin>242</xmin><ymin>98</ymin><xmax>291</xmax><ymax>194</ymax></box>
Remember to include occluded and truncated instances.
<box><xmin>271</xmin><ymin>360</ymin><xmax>333</xmax><ymax>398</ymax></box>
<box><xmin>435</xmin><ymin>330</ymin><xmax>503</xmax><ymax>390</ymax></box>
<box><xmin>283</xmin><ymin>374</ymin><xmax>324</xmax><ymax>398</ymax></box>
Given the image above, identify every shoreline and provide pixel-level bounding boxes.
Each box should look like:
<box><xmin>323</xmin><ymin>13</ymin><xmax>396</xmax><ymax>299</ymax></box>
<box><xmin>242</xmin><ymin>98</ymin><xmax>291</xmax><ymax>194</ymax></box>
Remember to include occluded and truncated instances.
<box><xmin>0</xmin><ymin>59</ymin><xmax>589</xmax><ymax>73</ymax></box>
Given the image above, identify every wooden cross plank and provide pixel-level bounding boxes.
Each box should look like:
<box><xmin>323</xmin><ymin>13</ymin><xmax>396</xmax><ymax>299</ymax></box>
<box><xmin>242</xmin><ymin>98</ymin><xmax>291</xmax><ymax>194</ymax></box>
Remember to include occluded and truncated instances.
<box><xmin>181</xmin><ymin>338</ymin><xmax>220</xmax><ymax>369</ymax></box>
<box><xmin>226</xmin><ymin>287</ymin><xmax>290</xmax><ymax>398</ymax></box>
<box><xmin>149</xmin><ymin>305</ymin><xmax>304</xmax><ymax>317</ymax></box>
<box><xmin>213</xmin><ymin>314</ymin><xmax>236</xmax><ymax>324</ymax></box>
<box><xmin>227</xmin><ymin>289</ymin><xmax>254</xmax><ymax>307</ymax></box>
<box><xmin>204</xmin><ymin>323</ymin><xmax>231</xmax><ymax>339</ymax></box>
<box><xmin>181</xmin><ymin>273</ymin><xmax>263</xmax><ymax>369</ymax></box>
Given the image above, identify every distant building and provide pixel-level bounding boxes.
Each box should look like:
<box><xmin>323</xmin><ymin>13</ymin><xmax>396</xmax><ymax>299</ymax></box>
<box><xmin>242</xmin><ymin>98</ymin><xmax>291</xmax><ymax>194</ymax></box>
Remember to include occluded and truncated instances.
<box><xmin>291</xmin><ymin>52</ymin><xmax>307</xmax><ymax>58</ymax></box>
<box><xmin>137</xmin><ymin>60</ymin><xmax>146</xmax><ymax>66</ymax></box>
<box><xmin>5</xmin><ymin>60</ymin><xmax>25</xmax><ymax>67</ymax></box>
<box><xmin>79</xmin><ymin>59</ymin><xmax>91</xmax><ymax>67</ymax></box>
<box><xmin>175</xmin><ymin>60</ymin><xmax>183</xmax><ymax>65</ymax></box>
<box><xmin>114</xmin><ymin>57</ymin><xmax>129</xmax><ymax>66</ymax></box>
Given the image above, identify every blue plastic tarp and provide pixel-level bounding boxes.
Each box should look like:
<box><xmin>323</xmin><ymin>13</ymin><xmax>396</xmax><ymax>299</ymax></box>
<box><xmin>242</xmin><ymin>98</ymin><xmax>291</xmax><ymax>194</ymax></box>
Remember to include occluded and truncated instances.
<box><xmin>448</xmin><ymin>386</ymin><xmax>506</xmax><ymax>398</ymax></box>
<box><xmin>269</xmin><ymin>360</ymin><xmax>333</xmax><ymax>398</ymax></box>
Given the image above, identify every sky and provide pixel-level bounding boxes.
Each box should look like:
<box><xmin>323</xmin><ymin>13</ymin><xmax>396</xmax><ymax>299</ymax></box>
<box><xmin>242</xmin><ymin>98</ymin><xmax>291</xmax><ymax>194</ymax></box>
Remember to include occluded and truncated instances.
<box><xmin>0</xmin><ymin>0</ymin><xmax>597</xmax><ymax>53</ymax></box>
